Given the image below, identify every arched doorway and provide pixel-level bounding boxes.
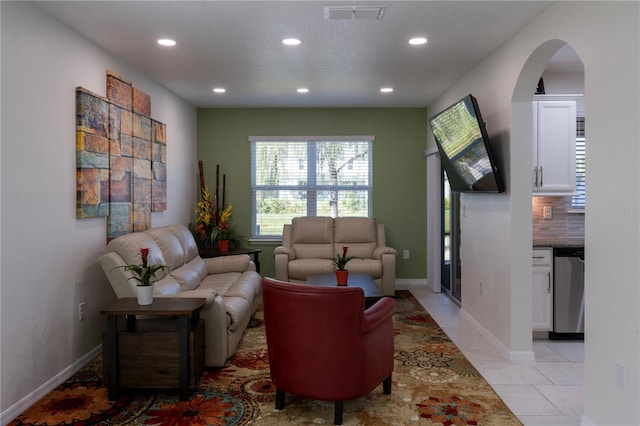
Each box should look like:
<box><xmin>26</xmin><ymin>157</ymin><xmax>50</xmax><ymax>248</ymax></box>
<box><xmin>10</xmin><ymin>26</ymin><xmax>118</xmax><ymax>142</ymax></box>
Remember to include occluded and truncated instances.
<box><xmin>512</xmin><ymin>39</ymin><xmax>585</xmax><ymax>346</ymax></box>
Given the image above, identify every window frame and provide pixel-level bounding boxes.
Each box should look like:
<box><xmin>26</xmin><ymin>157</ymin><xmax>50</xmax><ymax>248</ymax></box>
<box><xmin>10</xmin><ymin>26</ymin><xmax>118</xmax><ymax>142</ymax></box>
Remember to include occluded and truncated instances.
<box><xmin>571</xmin><ymin>117</ymin><xmax>585</xmax><ymax>211</ymax></box>
<box><xmin>249</xmin><ymin>136</ymin><xmax>374</xmax><ymax>241</ymax></box>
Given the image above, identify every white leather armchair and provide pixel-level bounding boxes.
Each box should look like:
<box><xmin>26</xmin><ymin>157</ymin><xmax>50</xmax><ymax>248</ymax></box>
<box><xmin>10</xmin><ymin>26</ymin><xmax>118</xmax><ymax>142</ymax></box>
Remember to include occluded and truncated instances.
<box><xmin>274</xmin><ymin>217</ymin><xmax>397</xmax><ymax>296</ymax></box>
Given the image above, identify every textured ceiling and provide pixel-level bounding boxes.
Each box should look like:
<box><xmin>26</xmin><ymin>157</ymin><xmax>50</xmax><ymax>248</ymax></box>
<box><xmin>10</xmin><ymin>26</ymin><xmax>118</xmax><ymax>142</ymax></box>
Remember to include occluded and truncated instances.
<box><xmin>35</xmin><ymin>1</ymin><xmax>577</xmax><ymax>108</ymax></box>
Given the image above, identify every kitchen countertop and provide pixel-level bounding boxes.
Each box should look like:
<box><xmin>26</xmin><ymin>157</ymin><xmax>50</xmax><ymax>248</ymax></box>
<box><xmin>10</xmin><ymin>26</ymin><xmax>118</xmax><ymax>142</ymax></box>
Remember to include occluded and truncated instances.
<box><xmin>533</xmin><ymin>239</ymin><xmax>584</xmax><ymax>249</ymax></box>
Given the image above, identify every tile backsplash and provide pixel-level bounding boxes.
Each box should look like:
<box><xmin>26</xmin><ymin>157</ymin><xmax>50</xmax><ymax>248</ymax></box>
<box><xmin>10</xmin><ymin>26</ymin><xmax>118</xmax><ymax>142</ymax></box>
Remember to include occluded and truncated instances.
<box><xmin>532</xmin><ymin>196</ymin><xmax>585</xmax><ymax>244</ymax></box>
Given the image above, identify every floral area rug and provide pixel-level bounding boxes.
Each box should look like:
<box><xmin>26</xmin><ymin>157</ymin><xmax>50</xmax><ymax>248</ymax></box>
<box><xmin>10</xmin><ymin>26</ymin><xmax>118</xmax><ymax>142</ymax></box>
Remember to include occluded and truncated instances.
<box><xmin>10</xmin><ymin>290</ymin><xmax>521</xmax><ymax>425</ymax></box>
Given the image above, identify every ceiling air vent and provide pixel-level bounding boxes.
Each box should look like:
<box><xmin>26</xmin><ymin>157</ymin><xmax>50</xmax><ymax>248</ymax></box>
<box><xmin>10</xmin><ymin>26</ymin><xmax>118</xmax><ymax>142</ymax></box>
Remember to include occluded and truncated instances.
<box><xmin>324</xmin><ymin>6</ymin><xmax>386</xmax><ymax>20</ymax></box>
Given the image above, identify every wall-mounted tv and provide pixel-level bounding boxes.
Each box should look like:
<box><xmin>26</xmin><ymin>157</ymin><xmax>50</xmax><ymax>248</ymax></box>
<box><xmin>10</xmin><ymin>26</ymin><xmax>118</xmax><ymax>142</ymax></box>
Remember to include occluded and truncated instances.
<box><xmin>429</xmin><ymin>94</ymin><xmax>505</xmax><ymax>193</ymax></box>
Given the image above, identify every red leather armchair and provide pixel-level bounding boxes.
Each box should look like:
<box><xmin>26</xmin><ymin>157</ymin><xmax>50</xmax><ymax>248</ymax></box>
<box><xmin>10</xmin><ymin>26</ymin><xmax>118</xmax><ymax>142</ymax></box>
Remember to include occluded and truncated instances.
<box><xmin>261</xmin><ymin>277</ymin><xmax>396</xmax><ymax>425</ymax></box>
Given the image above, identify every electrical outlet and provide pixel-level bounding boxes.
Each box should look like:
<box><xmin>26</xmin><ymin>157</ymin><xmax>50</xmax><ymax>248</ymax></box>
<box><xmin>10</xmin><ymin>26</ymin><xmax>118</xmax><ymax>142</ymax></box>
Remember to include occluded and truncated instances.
<box><xmin>616</xmin><ymin>363</ymin><xmax>625</xmax><ymax>389</ymax></box>
<box><xmin>79</xmin><ymin>302</ymin><xmax>86</xmax><ymax>321</ymax></box>
<box><xmin>543</xmin><ymin>205</ymin><xmax>553</xmax><ymax>219</ymax></box>
<box><xmin>479</xmin><ymin>281</ymin><xmax>484</xmax><ymax>295</ymax></box>
<box><xmin>403</xmin><ymin>250</ymin><xmax>410</xmax><ymax>260</ymax></box>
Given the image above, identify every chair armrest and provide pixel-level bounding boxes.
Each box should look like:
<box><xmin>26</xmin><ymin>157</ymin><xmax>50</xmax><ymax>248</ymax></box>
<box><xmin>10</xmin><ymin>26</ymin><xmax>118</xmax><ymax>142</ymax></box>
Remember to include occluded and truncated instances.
<box><xmin>274</xmin><ymin>247</ymin><xmax>293</xmax><ymax>282</ymax></box>
<box><xmin>372</xmin><ymin>246</ymin><xmax>397</xmax><ymax>260</ymax></box>
<box><xmin>361</xmin><ymin>297</ymin><xmax>396</xmax><ymax>335</ymax></box>
<box><xmin>274</xmin><ymin>245</ymin><xmax>296</xmax><ymax>260</ymax></box>
<box><xmin>204</xmin><ymin>254</ymin><xmax>251</xmax><ymax>274</ymax></box>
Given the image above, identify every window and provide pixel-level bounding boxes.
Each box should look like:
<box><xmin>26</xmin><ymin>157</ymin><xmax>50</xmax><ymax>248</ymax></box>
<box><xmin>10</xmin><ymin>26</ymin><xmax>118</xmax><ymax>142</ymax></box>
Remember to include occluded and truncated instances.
<box><xmin>572</xmin><ymin>117</ymin><xmax>585</xmax><ymax>209</ymax></box>
<box><xmin>250</xmin><ymin>137</ymin><xmax>373</xmax><ymax>238</ymax></box>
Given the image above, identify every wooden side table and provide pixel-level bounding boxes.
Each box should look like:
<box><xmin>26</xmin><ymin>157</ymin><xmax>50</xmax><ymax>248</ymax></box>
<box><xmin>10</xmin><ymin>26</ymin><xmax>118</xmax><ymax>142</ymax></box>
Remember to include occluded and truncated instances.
<box><xmin>200</xmin><ymin>247</ymin><xmax>262</xmax><ymax>273</ymax></box>
<box><xmin>100</xmin><ymin>297</ymin><xmax>206</xmax><ymax>401</ymax></box>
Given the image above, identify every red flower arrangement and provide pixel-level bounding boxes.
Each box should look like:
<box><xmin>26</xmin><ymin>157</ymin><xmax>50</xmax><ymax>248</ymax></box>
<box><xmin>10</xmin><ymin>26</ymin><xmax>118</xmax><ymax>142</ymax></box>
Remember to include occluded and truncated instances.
<box><xmin>114</xmin><ymin>247</ymin><xmax>166</xmax><ymax>286</ymax></box>
<box><xmin>331</xmin><ymin>246</ymin><xmax>360</xmax><ymax>271</ymax></box>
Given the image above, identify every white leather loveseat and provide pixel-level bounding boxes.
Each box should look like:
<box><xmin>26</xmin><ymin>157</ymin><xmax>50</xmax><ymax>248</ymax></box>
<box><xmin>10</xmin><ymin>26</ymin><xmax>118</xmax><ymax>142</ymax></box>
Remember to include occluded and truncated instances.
<box><xmin>274</xmin><ymin>217</ymin><xmax>397</xmax><ymax>296</ymax></box>
<box><xmin>99</xmin><ymin>224</ymin><xmax>261</xmax><ymax>367</ymax></box>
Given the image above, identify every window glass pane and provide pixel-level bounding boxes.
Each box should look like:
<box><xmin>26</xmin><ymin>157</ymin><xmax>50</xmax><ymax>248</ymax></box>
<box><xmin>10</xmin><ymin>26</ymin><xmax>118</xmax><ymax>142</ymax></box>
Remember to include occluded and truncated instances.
<box><xmin>572</xmin><ymin>117</ymin><xmax>586</xmax><ymax>209</ymax></box>
<box><xmin>316</xmin><ymin>190</ymin><xmax>369</xmax><ymax>217</ymax></box>
<box><xmin>316</xmin><ymin>141</ymin><xmax>370</xmax><ymax>186</ymax></box>
<box><xmin>255</xmin><ymin>189</ymin><xmax>307</xmax><ymax>236</ymax></box>
<box><xmin>254</xmin><ymin>142</ymin><xmax>307</xmax><ymax>186</ymax></box>
<box><xmin>572</xmin><ymin>137</ymin><xmax>585</xmax><ymax>208</ymax></box>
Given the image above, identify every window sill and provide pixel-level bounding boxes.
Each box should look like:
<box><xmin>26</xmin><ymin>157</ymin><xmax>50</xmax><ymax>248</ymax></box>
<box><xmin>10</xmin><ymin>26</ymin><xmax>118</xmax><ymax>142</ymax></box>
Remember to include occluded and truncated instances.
<box><xmin>567</xmin><ymin>209</ymin><xmax>585</xmax><ymax>214</ymax></box>
<box><xmin>249</xmin><ymin>238</ymin><xmax>282</xmax><ymax>245</ymax></box>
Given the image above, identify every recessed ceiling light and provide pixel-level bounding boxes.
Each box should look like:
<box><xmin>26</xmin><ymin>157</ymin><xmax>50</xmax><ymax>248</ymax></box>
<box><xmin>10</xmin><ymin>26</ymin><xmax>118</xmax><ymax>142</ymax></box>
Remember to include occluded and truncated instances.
<box><xmin>213</xmin><ymin>88</ymin><xmax>226</xmax><ymax>93</ymax></box>
<box><xmin>157</xmin><ymin>38</ymin><xmax>176</xmax><ymax>46</ymax></box>
<box><xmin>380</xmin><ymin>87</ymin><xmax>394</xmax><ymax>93</ymax></box>
<box><xmin>297</xmin><ymin>88</ymin><xmax>309</xmax><ymax>93</ymax></box>
<box><xmin>282</xmin><ymin>38</ymin><xmax>302</xmax><ymax>46</ymax></box>
<box><xmin>409</xmin><ymin>37</ymin><xmax>427</xmax><ymax>45</ymax></box>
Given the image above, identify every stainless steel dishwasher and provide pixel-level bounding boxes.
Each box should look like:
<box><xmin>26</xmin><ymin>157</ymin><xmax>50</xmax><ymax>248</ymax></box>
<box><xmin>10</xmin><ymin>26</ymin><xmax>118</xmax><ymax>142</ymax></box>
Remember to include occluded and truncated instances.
<box><xmin>550</xmin><ymin>247</ymin><xmax>585</xmax><ymax>339</ymax></box>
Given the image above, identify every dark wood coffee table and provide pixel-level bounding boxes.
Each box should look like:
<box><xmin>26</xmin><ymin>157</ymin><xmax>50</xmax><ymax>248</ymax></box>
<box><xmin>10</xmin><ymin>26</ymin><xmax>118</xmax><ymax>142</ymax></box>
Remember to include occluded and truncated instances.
<box><xmin>306</xmin><ymin>273</ymin><xmax>384</xmax><ymax>308</ymax></box>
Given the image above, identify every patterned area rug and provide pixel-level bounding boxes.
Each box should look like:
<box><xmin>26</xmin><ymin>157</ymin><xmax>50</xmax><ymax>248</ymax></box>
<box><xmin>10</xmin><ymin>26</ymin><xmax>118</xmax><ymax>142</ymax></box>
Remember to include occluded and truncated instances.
<box><xmin>10</xmin><ymin>291</ymin><xmax>521</xmax><ymax>425</ymax></box>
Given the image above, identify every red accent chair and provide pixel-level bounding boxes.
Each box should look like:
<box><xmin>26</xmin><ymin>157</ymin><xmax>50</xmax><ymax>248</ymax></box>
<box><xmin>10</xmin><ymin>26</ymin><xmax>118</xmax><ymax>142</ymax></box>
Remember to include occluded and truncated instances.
<box><xmin>261</xmin><ymin>277</ymin><xmax>396</xmax><ymax>425</ymax></box>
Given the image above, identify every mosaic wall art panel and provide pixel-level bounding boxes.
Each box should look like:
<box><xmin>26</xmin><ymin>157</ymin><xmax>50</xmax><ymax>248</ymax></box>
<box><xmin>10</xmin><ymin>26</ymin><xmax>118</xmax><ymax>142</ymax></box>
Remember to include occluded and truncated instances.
<box><xmin>76</xmin><ymin>70</ymin><xmax>167</xmax><ymax>240</ymax></box>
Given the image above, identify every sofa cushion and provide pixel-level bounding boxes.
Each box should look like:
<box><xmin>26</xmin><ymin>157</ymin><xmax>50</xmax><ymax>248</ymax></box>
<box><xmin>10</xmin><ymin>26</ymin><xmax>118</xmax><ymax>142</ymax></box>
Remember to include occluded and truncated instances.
<box><xmin>291</xmin><ymin>217</ymin><xmax>334</xmax><ymax>243</ymax></box>
<box><xmin>288</xmin><ymin>258</ymin><xmax>335</xmax><ymax>281</ymax></box>
<box><xmin>152</xmin><ymin>275</ymin><xmax>183</xmax><ymax>296</ymax></box>
<box><xmin>169</xmin><ymin>256</ymin><xmax>207</xmax><ymax>291</ymax></box>
<box><xmin>341</xmin><ymin>258</ymin><xmax>383</xmax><ymax>279</ymax></box>
<box><xmin>334</xmin><ymin>217</ymin><xmax>378</xmax><ymax>258</ymax></box>
<box><xmin>291</xmin><ymin>217</ymin><xmax>334</xmax><ymax>260</ymax></box>
<box><xmin>205</xmin><ymin>255</ymin><xmax>252</xmax><ymax>274</ymax></box>
<box><xmin>225</xmin><ymin>271</ymin><xmax>263</xmax><ymax>301</ymax></box>
<box><xmin>170</xmin><ymin>287</ymin><xmax>218</xmax><ymax>309</ymax></box>
<box><xmin>334</xmin><ymin>217</ymin><xmax>377</xmax><ymax>243</ymax></box>
<box><xmin>147</xmin><ymin>227</ymin><xmax>187</xmax><ymax>270</ymax></box>
<box><xmin>165</xmin><ymin>224</ymin><xmax>200</xmax><ymax>263</ymax></box>
<box><xmin>334</xmin><ymin>242</ymin><xmax>377</xmax><ymax>260</ymax></box>
<box><xmin>200</xmin><ymin>271</ymin><xmax>243</xmax><ymax>294</ymax></box>
<box><xmin>293</xmin><ymin>243</ymin><xmax>334</xmax><ymax>260</ymax></box>
<box><xmin>105</xmin><ymin>232</ymin><xmax>169</xmax><ymax>281</ymax></box>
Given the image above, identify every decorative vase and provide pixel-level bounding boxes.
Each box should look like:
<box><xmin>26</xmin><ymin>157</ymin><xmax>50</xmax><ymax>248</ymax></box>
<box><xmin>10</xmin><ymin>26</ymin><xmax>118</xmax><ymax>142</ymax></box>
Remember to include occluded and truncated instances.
<box><xmin>336</xmin><ymin>270</ymin><xmax>349</xmax><ymax>286</ymax></box>
<box><xmin>218</xmin><ymin>239</ymin><xmax>229</xmax><ymax>253</ymax></box>
<box><xmin>136</xmin><ymin>285</ymin><xmax>154</xmax><ymax>305</ymax></box>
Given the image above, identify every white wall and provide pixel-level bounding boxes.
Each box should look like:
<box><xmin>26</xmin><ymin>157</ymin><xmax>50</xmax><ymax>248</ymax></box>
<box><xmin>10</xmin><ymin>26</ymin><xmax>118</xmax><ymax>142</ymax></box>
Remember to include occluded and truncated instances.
<box><xmin>427</xmin><ymin>2</ymin><xmax>639</xmax><ymax>424</ymax></box>
<box><xmin>0</xmin><ymin>2</ymin><xmax>197</xmax><ymax>416</ymax></box>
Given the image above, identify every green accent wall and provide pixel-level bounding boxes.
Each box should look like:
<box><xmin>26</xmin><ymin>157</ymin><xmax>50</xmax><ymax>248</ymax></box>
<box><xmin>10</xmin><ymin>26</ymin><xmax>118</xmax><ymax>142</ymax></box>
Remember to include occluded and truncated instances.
<box><xmin>197</xmin><ymin>108</ymin><xmax>428</xmax><ymax>279</ymax></box>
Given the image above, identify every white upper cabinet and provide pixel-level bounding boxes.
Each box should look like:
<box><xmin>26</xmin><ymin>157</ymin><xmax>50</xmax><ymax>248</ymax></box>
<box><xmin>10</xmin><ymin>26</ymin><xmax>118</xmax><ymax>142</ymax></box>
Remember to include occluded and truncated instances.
<box><xmin>532</xmin><ymin>100</ymin><xmax>577</xmax><ymax>195</ymax></box>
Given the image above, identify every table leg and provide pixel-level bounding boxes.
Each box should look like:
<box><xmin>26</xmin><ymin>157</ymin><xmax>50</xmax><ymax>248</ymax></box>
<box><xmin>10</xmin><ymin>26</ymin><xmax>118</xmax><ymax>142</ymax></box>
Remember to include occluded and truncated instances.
<box><xmin>106</xmin><ymin>315</ymin><xmax>119</xmax><ymax>401</ymax></box>
<box><xmin>178</xmin><ymin>315</ymin><xmax>190</xmax><ymax>401</ymax></box>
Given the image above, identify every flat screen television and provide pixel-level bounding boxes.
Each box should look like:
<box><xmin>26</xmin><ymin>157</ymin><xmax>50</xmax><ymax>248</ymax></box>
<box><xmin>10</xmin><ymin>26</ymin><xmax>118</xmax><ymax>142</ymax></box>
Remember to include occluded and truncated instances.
<box><xmin>429</xmin><ymin>94</ymin><xmax>505</xmax><ymax>193</ymax></box>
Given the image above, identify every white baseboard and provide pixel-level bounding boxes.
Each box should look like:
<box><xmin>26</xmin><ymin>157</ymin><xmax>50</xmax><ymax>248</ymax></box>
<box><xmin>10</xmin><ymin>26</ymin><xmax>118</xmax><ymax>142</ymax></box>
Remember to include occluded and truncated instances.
<box><xmin>1</xmin><ymin>345</ymin><xmax>102</xmax><ymax>426</ymax></box>
<box><xmin>580</xmin><ymin>414</ymin><xmax>596</xmax><ymax>425</ymax></box>
<box><xmin>395</xmin><ymin>278</ymin><xmax>428</xmax><ymax>287</ymax></box>
<box><xmin>460</xmin><ymin>308</ymin><xmax>535</xmax><ymax>363</ymax></box>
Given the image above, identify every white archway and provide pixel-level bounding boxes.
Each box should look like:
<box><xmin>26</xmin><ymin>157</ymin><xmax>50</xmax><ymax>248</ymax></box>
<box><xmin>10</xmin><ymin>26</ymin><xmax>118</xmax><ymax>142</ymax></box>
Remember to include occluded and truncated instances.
<box><xmin>510</xmin><ymin>39</ymin><xmax>585</xmax><ymax>352</ymax></box>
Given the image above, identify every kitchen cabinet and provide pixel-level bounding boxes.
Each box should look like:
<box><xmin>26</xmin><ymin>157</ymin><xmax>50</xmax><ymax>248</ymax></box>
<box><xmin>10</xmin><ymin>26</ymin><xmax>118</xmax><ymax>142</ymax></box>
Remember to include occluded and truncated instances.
<box><xmin>532</xmin><ymin>248</ymin><xmax>553</xmax><ymax>331</ymax></box>
<box><xmin>532</xmin><ymin>99</ymin><xmax>577</xmax><ymax>195</ymax></box>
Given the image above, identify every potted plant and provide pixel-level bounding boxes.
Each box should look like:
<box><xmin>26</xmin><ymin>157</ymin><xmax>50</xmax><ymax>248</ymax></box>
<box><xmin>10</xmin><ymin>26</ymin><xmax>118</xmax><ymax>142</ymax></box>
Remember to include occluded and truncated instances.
<box><xmin>212</xmin><ymin>204</ymin><xmax>233</xmax><ymax>253</ymax></box>
<box><xmin>191</xmin><ymin>187</ymin><xmax>217</xmax><ymax>250</ymax></box>
<box><xmin>190</xmin><ymin>187</ymin><xmax>243</xmax><ymax>252</ymax></box>
<box><xmin>113</xmin><ymin>247</ymin><xmax>167</xmax><ymax>305</ymax></box>
<box><xmin>331</xmin><ymin>246</ymin><xmax>360</xmax><ymax>286</ymax></box>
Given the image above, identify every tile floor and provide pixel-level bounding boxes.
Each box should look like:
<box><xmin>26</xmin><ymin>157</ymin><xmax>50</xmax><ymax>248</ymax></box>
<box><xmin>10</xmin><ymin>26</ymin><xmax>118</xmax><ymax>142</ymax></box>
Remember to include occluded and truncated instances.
<box><xmin>399</xmin><ymin>283</ymin><xmax>584</xmax><ymax>426</ymax></box>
